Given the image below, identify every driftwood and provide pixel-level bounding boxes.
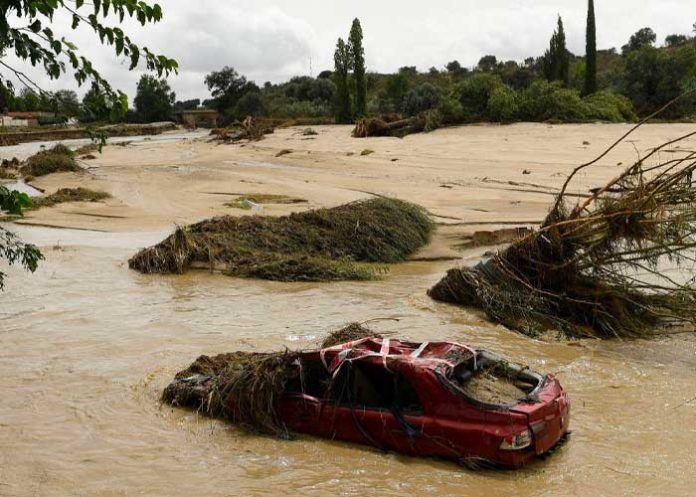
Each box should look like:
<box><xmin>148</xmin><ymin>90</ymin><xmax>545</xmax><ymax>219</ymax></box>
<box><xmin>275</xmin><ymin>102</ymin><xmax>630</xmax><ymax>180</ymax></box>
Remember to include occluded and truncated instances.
<box><xmin>353</xmin><ymin>114</ymin><xmax>426</xmax><ymax>138</ymax></box>
<box><xmin>211</xmin><ymin>116</ymin><xmax>274</xmax><ymax>143</ymax></box>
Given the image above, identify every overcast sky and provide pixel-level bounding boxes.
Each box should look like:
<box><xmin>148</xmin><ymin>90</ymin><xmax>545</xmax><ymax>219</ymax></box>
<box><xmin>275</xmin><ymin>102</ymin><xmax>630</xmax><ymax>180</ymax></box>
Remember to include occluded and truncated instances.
<box><xmin>4</xmin><ymin>0</ymin><xmax>695</xmax><ymax>101</ymax></box>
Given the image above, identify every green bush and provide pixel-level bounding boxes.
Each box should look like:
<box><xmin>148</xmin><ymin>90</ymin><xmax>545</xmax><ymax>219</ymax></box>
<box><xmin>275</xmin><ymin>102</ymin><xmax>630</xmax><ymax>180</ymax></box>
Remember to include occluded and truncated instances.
<box><xmin>455</xmin><ymin>73</ymin><xmax>503</xmax><ymax>119</ymax></box>
<box><xmin>518</xmin><ymin>80</ymin><xmax>588</xmax><ymax>122</ymax></box>
<box><xmin>436</xmin><ymin>95</ymin><xmax>465</xmax><ymax>124</ymax></box>
<box><xmin>584</xmin><ymin>91</ymin><xmax>638</xmax><ymax>122</ymax></box>
<box><xmin>402</xmin><ymin>83</ymin><xmax>440</xmax><ymax>116</ymax></box>
<box><xmin>487</xmin><ymin>85</ymin><xmax>520</xmax><ymax>122</ymax></box>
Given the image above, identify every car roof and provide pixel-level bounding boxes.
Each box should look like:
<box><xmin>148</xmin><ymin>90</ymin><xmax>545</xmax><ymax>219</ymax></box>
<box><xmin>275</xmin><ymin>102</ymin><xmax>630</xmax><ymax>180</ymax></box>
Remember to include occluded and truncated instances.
<box><xmin>308</xmin><ymin>337</ymin><xmax>478</xmax><ymax>375</ymax></box>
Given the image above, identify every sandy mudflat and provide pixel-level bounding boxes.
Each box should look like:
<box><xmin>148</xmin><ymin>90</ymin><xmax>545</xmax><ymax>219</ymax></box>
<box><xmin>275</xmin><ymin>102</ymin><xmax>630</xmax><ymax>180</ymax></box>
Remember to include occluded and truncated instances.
<box><xmin>14</xmin><ymin>123</ymin><xmax>695</xmax><ymax>237</ymax></box>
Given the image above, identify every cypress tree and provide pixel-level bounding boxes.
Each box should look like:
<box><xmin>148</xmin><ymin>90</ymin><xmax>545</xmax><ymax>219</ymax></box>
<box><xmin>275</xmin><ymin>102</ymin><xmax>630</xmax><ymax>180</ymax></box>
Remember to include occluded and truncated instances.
<box><xmin>333</xmin><ymin>38</ymin><xmax>352</xmax><ymax>124</ymax></box>
<box><xmin>543</xmin><ymin>16</ymin><xmax>570</xmax><ymax>85</ymax></box>
<box><xmin>583</xmin><ymin>0</ymin><xmax>597</xmax><ymax>95</ymax></box>
<box><xmin>349</xmin><ymin>18</ymin><xmax>367</xmax><ymax>118</ymax></box>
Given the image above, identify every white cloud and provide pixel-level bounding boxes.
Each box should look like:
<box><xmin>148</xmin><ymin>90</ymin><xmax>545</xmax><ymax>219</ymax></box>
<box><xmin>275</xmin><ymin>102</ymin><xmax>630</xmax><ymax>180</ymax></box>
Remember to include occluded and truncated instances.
<box><xmin>2</xmin><ymin>0</ymin><xmax>694</xmax><ymax>101</ymax></box>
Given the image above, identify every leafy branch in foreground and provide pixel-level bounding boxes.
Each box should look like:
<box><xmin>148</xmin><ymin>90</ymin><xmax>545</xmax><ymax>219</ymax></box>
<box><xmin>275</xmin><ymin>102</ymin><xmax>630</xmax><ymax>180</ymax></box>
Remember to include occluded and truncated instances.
<box><xmin>0</xmin><ymin>186</ymin><xmax>43</xmax><ymax>290</ymax></box>
<box><xmin>0</xmin><ymin>0</ymin><xmax>178</xmax><ymax>116</ymax></box>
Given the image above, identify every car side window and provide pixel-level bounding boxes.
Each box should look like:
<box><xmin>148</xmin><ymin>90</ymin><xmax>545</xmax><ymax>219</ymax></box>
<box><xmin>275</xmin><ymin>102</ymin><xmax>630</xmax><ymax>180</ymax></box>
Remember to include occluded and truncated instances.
<box><xmin>331</xmin><ymin>361</ymin><xmax>424</xmax><ymax>415</ymax></box>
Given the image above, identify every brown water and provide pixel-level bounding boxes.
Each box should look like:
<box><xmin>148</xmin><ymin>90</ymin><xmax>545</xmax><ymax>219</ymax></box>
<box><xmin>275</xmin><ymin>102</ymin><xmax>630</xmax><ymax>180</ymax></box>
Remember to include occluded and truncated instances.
<box><xmin>1</xmin><ymin>225</ymin><xmax>695</xmax><ymax>497</ymax></box>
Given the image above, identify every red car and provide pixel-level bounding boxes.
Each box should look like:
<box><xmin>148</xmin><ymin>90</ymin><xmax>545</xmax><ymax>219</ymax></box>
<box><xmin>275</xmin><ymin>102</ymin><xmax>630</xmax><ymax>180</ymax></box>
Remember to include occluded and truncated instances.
<box><xmin>166</xmin><ymin>338</ymin><xmax>570</xmax><ymax>468</ymax></box>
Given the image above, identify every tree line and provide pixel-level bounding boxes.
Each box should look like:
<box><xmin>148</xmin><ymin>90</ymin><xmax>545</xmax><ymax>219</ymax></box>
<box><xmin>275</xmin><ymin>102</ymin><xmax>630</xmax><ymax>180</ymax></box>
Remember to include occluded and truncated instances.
<box><xmin>2</xmin><ymin>6</ymin><xmax>695</xmax><ymax>127</ymax></box>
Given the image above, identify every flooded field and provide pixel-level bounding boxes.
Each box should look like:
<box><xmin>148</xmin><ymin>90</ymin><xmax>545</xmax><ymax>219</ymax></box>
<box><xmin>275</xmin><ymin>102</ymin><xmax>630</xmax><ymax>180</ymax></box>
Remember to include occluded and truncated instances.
<box><xmin>1</xmin><ymin>124</ymin><xmax>695</xmax><ymax>496</ymax></box>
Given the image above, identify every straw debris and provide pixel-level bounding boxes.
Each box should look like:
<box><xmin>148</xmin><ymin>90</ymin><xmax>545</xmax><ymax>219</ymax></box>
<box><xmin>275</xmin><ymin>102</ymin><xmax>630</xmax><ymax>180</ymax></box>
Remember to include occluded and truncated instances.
<box><xmin>32</xmin><ymin>188</ymin><xmax>111</xmax><ymax>209</ymax></box>
<box><xmin>429</xmin><ymin>129</ymin><xmax>696</xmax><ymax>338</ymax></box>
<box><xmin>130</xmin><ymin>198</ymin><xmax>432</xmax><ymax>281</ymax></box>
<box><xmin>20</xmin><ymin>144</ymin><xmax>81</xmax><ymax>177</ymax></box>
<box><xmin>161</xmin><ymin>323</ymin><xmax>380</xmax><ymax>438</ymax></box>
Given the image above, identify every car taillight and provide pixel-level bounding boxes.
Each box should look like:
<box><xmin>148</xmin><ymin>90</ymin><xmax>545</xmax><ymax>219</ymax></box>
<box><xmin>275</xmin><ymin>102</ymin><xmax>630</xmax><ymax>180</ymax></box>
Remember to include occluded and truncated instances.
<box><xmin>499</xmin><ymin>429</ymin><xmax>533</xmax><ymax>450</ymax></box>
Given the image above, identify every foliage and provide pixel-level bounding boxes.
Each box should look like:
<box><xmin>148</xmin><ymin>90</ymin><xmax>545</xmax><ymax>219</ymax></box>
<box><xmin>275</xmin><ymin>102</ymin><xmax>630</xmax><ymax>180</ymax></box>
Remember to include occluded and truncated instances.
<box><xmin>622</xmin><ymin>27</ymin><xmax>657</xmax><ymax>54</ymax></box>
<box><xmin>487</xmin><ymin>85</ymin><xmax>519</xmax><ymax>122</ymax></box>
<box><xmin>584</xmin><ymin>90</ymin><xmax>637</xmax><ymax>122</ymax></box>
<box><xmin>81</xmin><ymin>82</ymin><xmax>127</xmax><ymax>122</ymax></box>
<box><xmin>402</xmin><ymin>83</ymin><xmax>440</xmax><ymax>116</ymax></box>
<box><xmin>583</xmin><ymin>0</ymin><xmax>597</xmax><ymax>95</ymax></box>
<box><xmin>624</xmin><ymin>44</ymin><xmax>696</xmax><ymax>116</ymax></box>
<box><xmin>133</xmin><ymin>75</ymin><xmax>175</xmax><ymax>122</ymax></box>
<box><xmin>204</xmin><ymin>66</ymin><xmax>258</xmax><ymax>113</ymax></box>
<box><xmin>232</xmin><ymin>91</ymin><xmax>264</xmax><ymax>120</ymax></box>
<box><xmin>518</xmin><ymin>80</ymin><xmax>587</xmax><ymax>121</ymax></box>
<box><xmin>333</xmin><ymin>38</ymin><xmax>353</xmax><ymax>123</ymax></box>
<box><xmin>0</xmin><ymin>186</ymin><xmax>43</xmax><ymax>289</ymax></box>
<box><xmin>0</xmin><ymin>0</ymin><xmax>177</xmax><ymax>114</ymax></box>
<box><xmin>349</xmin><ymin>18</ymin><xmax>367</xmax><ymax>117</ymax></box>
<box><xmin>543</xmin><ymin>16</ymin><xmax>570</xmax><ymax>85</ymax></box>
<box><xmin>477</xmin><ymin>55</ymin><xmax>499</xmax><ymax>72</ymax></box>
<box><xmin>174</xmin><ymin>99</ymin><xmax>201</xmax><ymax>111</ymax></box>
<box><xmin>665</xmin><ymin>34</ymin><xmax>689</xmax><ymax>47</ymax></box>
<box><xmin>455</xmin><ymin>73</ymin><xmax>502</xmax><ymax>119</ymax></box>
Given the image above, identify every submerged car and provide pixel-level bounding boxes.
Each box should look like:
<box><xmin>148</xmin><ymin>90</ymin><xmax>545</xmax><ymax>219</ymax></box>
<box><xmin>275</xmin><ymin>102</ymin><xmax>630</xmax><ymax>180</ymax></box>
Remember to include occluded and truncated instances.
<box><xmin>164</xmin><ymin>337</ymin><xmax>570</xmax><ymax>468</ymax></box>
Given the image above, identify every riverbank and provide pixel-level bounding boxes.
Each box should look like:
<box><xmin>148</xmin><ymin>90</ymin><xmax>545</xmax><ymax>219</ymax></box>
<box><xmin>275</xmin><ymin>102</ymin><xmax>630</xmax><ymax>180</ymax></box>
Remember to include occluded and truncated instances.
<box><xmin>0</xmin><ymin>121</ymin><xmax>178</xmax><ymax>146</ymax></box>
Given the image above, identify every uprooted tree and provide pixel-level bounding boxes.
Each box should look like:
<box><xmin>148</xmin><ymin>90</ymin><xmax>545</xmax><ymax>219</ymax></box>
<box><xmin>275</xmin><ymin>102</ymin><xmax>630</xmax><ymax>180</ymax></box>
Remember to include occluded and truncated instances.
<box><xmin>429</xmin><ymin>123</ymin><xmax>696</xmax><ymax>339</ymax></box>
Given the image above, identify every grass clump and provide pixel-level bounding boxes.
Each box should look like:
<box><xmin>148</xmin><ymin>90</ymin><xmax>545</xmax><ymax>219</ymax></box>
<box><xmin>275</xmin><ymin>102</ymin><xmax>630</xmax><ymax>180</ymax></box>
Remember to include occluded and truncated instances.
<box><xmin>360</xmin><ymin>149</ymin><xmax>375</xmax><ymax>156</ymax></box>
<box><xmin>32</xmin><ymin>188</ymin><xmax>111</xmax><ymax>209</ymax></box>
<box><xmin>21</xmin><ymin>143</ymin><xmax>81</xmax><ymax>177</ymax></box>
<box><xmin>275</xmin><ymin>149</ymin><xmax>293</xmax><ymax>157</ymax></box>
<box><xmin>225</xmin><ymin>193</ymin><xmax>307</xmax><ymax>210</ymax></box>
<box><xmin>129</xmin><ymin>197</ymin><xmax>433</xmax><ymax>282</ymax></box>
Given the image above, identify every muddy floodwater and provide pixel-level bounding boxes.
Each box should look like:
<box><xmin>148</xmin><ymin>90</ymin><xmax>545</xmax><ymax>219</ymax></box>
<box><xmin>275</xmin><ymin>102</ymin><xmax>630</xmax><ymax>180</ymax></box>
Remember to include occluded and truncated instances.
<box><xmin>1</xmin><ymin>124</ymin><xmax>695</xmax><ymax>496</ymax></box>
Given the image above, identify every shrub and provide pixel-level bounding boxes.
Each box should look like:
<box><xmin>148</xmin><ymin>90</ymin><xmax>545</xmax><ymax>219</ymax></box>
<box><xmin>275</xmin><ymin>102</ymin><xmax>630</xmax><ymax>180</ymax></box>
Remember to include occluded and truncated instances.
<box><xmin>518</xmin><ymin>80</ymin><xmax>588</xmax><ymax>122</ymax></box>
<box><xmin>455</xmin><ymin>73</ymin><xmax>503</xmax><ymax>119</ymax></box>
<box><xmin>402</xmin><ymin>83</ymin><xmax>441</xmax><ymax>116</ymax></box>
<box><xmin>584</xmin><ymin>91</ymin><xmax>637</xmax><ymax>122</ymax></box>
<box><xmin>436</xmin><ymin>95</ymin><xmax>465</xmax><ymax>125</ymax></box>
<box><xmin>487</xmin><ymin>85</ymin><xmax>520</xmax><ymax>122</ymax></box>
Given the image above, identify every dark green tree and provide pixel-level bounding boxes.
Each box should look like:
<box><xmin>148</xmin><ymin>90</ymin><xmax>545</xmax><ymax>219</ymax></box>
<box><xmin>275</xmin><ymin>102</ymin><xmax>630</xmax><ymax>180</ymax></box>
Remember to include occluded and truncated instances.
<box><xmin>543</xmin><ymin>16</ymin><xmax>570</xmax><ymax>85</ymax></box>
<box><xmin>583</xmin><ymin>0</ymin><xmax>597</xmax><ymax>95</ymax></box>
<box><xmin>134</xmin><ymin>74</ymin><xmax>175</xmax><ymax>122</ymax></box>
<box><xmin>204</xmin><ymin>67</ymin><xmax>256</xmax><ymax>112</ymax></box>
<box><xmin>333</xmin><ymin>38</ymin><xmax>352</xmax><ymax>123</ymax></box>
<box><xmin>52</xmin><ymin>89</ymin><xmax>81</xmax><ymax>117</ymax></box>
<box><xmin>0</xmin><ymin>80</ymin><xmax>14</xmax><ymax>111</ymax></box>
<box><xmin>81</xmin><ymin>83</ymin><xmax>111</xmax><ymax>121</ymax></box>
<box><xmin>349</xmin><ymin>18</ymin><xmax>367</xmax><ymax>117</ymax></box>
<box><xmin>477</xmin><ymin>55</ymin><xmax>498</xmax><ymax>72</ymax></box>
<box><xmin>622</xmin><ymin>27</ymin><xmax>656</xmax><ymax>54</ymax></box>
<box><xmin>665</xmin><ymin>34</ymin><xmax>688</xmax><ymax>47</ymax></box>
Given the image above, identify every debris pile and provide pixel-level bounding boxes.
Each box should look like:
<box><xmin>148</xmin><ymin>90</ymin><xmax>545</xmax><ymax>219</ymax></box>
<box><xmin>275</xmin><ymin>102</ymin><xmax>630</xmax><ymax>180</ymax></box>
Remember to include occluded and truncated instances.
<box><xmin>429</xmin><ymin>130</ymin><xmax>696</xmax><ymax>338</ymax></box>
<box><xmin>20</xmin><ymin>144</ymin><xmax>81</xmax><ymax>177</ymax></box>
<box><xmin>129</xmin><ymin>198</ymin><xmax>432</xmax><ymax>281</ymax></box>
<box><xmin>161</xmin><ymin>323</ymin><xmax>378</xmax><ymax>438</ymax></box>
<box><xmin>32</xmin><ymin>188</ymin><xmax>111</xmax><ymax>208</ymax></box>
<box><xmin>211</xmin><ymin>116</ymin><xmax>274</xmax><ymax>143</ymax></box>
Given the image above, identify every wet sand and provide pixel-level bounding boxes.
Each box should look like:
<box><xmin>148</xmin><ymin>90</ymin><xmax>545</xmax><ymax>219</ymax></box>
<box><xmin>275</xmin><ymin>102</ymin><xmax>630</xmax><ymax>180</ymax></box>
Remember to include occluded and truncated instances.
<box><xmin>1</xmin><ymin>123</ymin><xmax>695</xmax><ymax>496</ymax></box>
